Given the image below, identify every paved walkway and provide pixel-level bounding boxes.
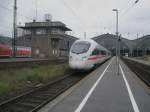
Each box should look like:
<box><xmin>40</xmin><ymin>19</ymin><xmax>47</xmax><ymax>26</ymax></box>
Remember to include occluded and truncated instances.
<box><xmin>39</xmin><ymin>57</ymin><xmax>150</xmax><ymax>112</ymax></box>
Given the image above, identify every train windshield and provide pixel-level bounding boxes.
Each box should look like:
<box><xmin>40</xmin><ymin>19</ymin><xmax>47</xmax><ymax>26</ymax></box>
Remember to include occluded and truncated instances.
<box><xmin>71</xmin><ymin>42</ymin><xmax>90</xmax><ymax>54</ymax></box>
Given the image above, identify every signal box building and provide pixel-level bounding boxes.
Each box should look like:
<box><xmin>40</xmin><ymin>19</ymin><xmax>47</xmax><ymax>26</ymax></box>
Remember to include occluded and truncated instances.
<box><xmin>19</xmin><ymin>19</ymin><xmax>77</xmax><ymax>58</ymax></box>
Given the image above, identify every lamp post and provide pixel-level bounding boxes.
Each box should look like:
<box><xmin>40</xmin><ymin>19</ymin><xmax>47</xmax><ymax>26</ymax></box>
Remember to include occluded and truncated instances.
<box><xmin>112</xmin><ymin>9</ymin><xmax>119</xmax><ymax>56</ymax></box>
<box><xmin>112</xmin><ymin>9</ymin><xmax>119</xmax><ymax>75</ymax></box>
<box><xmin>123</xmin><ymin>47</ymin><xmax>126</xmax><ymax>56</ymax></box>
<box><xmin>137</xmin><ymin>47</ymin><xmax>140</xmax><ymax>57</ymax></box>
<box><xmin>84</xmin><ymin>32</ymin><xmax>86</xmax><ymax>39</ymax></box>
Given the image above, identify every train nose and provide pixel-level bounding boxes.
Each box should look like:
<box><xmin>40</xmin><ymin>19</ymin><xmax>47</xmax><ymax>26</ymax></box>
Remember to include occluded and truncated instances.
<box><xmin>69</xmin><ymin>60</ymin><xmax>84</xmax><ymax>69</ymax></box>
<box><xmin>69</xmin><ymin>57</ymin><xmax>80</xmax><ymax>68</ymax></box>
<box><xmin>69</xmin><ymin>58</ymin><xmax>93</xmax><ymax>70</ymax></box>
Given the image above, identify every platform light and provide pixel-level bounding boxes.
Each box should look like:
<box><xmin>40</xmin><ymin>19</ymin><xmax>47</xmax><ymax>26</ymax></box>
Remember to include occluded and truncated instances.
<box><xmin>135</xmin><ymin>0</ymin><xmax>139</xmax><ymax>4</ymax></box>
<box><xmin>112</xmin><ymin>8</ymin><xmax>120</xmax><ymax>75</ymax></box>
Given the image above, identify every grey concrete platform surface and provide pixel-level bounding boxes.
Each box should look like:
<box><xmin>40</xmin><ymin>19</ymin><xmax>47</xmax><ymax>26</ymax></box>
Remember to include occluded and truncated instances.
<box><xmin>39</xmin><ymin>57</ymin><xmax>150</xmax><ymax>112</ymax></box>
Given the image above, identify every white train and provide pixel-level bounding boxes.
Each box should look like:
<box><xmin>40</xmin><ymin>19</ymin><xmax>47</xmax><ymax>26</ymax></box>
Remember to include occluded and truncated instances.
<box><xmin>69</xmin><ymin>39</ymin><xmax>111</xmax><ymax>70</ymax></box>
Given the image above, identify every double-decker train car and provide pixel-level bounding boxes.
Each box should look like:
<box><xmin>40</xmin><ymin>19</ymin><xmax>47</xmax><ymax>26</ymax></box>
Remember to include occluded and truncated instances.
<box><xmin>15</xmin><ymin>46</ymin><xmax>31</xmax><ymax>57</ymax></box>
<box><xmin>0</xmin><ymin>44</ymin><xmax>31</xmax><ymax>58</ymax></box>
<box><xmin>0</xmin><ymin>44</ymin><xmax>12</xmax><ymax>57</ymax></box>
<box><xmin>69</xmin><ymin>39</ymin><xmax>111</xmax><ymax>70</ymax></box>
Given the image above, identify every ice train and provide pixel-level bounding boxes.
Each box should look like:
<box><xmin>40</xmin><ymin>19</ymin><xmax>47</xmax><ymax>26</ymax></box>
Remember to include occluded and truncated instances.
<box><xmin>69</xmin><ymin>39</ymin><xmax>111</xmax><ymax>70</ymax></box>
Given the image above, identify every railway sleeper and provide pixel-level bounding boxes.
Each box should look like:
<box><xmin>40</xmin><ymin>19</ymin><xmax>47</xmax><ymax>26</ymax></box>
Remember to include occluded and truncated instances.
<box><xmin>22</xmin><ymin>99</ymin><xmax>43</xmax><ymax>105</ymax></box>
<box><xmin>16</xmin><ymin>102</ymin><xmax>38</xmax><ymax>108</ymax></box>
<box><xmin>3</xmin><ymin>103</ymin><xmax>32</xmax><ymax>112</ymax></box>
<box><xmin>1</xmin><ymin>106</ymin><xmax>26</xmax><ymax>112</ymax></box>
<box><xmin>32</xmin><ymin>96</ymin><xmax>50</xmax><ymax>101</ymax></box>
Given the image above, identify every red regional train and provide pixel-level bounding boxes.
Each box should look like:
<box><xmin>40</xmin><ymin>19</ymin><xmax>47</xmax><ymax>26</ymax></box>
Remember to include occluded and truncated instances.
<box><xmin>0</xmin><ymin>44</ymin><xmax>31</xmax><ymax>58</ymax></box>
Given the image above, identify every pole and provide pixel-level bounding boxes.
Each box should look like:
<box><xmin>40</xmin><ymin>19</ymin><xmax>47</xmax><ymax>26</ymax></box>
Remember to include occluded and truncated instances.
<box><xmin>123</xmin><ymin>47</ymin><xmax>125</xmax><ymax>56</ymax></box>
<box><xmin>13</xmin><ymin>0</ymin><xmax>17</xmax><ymax>57</ymax></box>
<box><xmin>136</xmin><ymin>33</ymin><xmax>138</xmax><ymax>57</ymax></box>
<box><xmin>35</xmin><ymin>0</ymin><xmax>38</xmax><ymax>20</ymax></box>
<box><xmin>84</xmin><ymin>32</ymin><xmax>86</xmax><ymax>40</ymax></box>
<box><xmin>113</xmin><ymin>9</ymin><xmax>119</xmax><ymax>75</ymax></box>
<box><xmin>117</xmin><ymin>12</ymin><xmax>120</xmax><ymax>75</ymax></box>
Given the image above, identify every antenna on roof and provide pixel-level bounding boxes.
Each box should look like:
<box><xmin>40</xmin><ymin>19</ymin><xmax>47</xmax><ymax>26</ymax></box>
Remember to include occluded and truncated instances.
<box><xmin>35</xmin><ymin>0</ymin><xmax>38</xmax><ymax>21</ymax></box>
<box><xmin>137</xmin><ymin>33</ymin><xmax>139</xmax><ymax>39</ymax></box>
<box><xmin>84</xmin><ymin>32</ymin><xmax>86</xmax><ymax>39</ymax></box>
<box><xmin>44</xmin><ymin>14</ymin><xmax>52</xmax><ymax>22</ymax></box>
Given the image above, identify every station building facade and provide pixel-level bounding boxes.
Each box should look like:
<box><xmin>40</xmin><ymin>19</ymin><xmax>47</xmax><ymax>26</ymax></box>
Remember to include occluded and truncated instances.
<box><xmin>92</xmin><ymin>34</ymin><xmax>150</xmax><ymax>60</ymax></box>
<box><xmin>18</xmin><ymin>19</ymin><xmax>77</xmax><ymax>59</ymax></box>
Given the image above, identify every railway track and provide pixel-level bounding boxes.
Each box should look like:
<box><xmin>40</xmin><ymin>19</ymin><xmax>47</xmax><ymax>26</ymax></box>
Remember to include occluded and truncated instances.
<box><xmin>0</xmin><ymin>58</ymin><xmax>67</xmax><ymax>70</ymax></box>
<box><xmin>122</xmin><ymin>57</ymin><xmax>150</xmax><ymax>87</ymax></box>
<box><xmin>0</xmin><ymin>72</ymin><xmax>87</xmax><ymax>112</ymax></box>
<box><xmin>0</xmin><ymin>57</ymin><xmax>110</xmax><ymax>112</ymax></box>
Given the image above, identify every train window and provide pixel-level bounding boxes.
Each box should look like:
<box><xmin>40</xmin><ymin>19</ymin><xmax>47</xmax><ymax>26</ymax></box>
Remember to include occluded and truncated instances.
<box><xmin>36</xmin><ymin>28</ymin><xmax>46</xmax><ymax>35</ymax></box>
<box><xmin>91</xmin><ymin>49</ymin><xmax>100</xmax><ymax>55</ymax></box>
<box><xmin>71</xmin><ymin>42</ymin><xmax>90</xmax><ymax>54</ymax></box>
<box><xmin>101</xmin><ymin>51</ymin><xmax>106</xmax><ymax>55</ymax></box>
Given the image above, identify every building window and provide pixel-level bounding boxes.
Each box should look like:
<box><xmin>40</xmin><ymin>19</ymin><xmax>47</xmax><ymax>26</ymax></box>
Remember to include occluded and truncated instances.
<box><xmin>51</xmin><ymin>39</ymin><xmax>58</xmax><ymax>49</ymax></box>
<box><xmin>51</xmin><ymin>39</ymin><xmax>60</xmax><ymax>56</ymax></box>
<box><xmin>36</xmin><ymin>28</ymin><xmax>46</xmax><ymax>35</ymax></box>
<box><xmin>24</xmin><ymin>30</ymin><xmax>31</xmax><ymax>35</ymax></box>
<box><xmin>51</xmin><ymin>28</ymin><xmax>64</xmax><ymax>34</ymax></box>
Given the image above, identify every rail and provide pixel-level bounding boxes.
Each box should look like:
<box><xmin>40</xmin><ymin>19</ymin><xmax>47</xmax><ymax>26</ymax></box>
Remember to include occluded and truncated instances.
<box><xmin>0</xmin><ymin>57</ymin><xmax>110</xmax><ymax>112</ymax></box>
<box><xmin>0</xmin><ymin>58</ymin><xmax>68</xmax><ymax>69</ymax></box>
<box><xmin>122</xmin><ymin>57</ymin><xmax>150</xmax><ymax>87</ymax></box>
<box><xmin>0</xmin><ymin>72</ymin><xmax>86</xmax><ymax>112</ymax></box>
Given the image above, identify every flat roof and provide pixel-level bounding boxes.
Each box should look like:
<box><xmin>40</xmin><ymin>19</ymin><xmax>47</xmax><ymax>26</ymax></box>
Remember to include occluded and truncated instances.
<box><xmin>19</xmin><ymin>26</ymin><xmax>71</xmax><ymax>31</ymax></box>
<box><xmin>18</xmin><ymin>21</ymin><xmax>72</xmax><ymax>31</ymax></box>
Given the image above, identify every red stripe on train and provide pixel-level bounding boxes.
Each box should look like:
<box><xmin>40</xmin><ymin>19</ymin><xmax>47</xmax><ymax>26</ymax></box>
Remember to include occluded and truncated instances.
<box><xmin>88</xmin><ymin>55</ymin><xmax>104</xmax><ymax>60</ymax></box>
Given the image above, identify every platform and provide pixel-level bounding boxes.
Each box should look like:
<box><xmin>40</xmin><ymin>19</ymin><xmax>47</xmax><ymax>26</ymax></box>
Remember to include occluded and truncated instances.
<box><xmin>39</xmin><ymin>57</ymin><xmax>150</xmax><ymax>112</ymax></box>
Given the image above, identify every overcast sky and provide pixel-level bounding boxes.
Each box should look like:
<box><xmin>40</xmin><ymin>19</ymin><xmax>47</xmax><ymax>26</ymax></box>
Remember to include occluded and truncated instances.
<box><xmin>0</xmin><ymin>0</ymin><xmax>149</xmax><ymax>40</ymax></box>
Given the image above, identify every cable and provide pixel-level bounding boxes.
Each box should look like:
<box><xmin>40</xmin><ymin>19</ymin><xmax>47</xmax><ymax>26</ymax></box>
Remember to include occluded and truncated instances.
<box><xmin>0</xmin><ymin>24</ymin><xmax>12</xmax><ymax>29</ymax></box>
<box><xmin>108</xmin><ymin>0</ymin><xmax>140</xmax><ymax>36</ymax></box>
<box><xmin>0</xmin><ymin>27</ymin><xmax>11</xmax><ymax>31</ymax></box>
<box><xmin>0</xmin><ymin>3</ymin><xmax>33</xmax><ymax>20</ymax></box>
<box><xmin>18</xmin><ymin>13</ymin><xmax>33</xmax><ymax>20</ymax></box>
<box><xmin>0</xmin><ymin>27</ymin><xmax>12</xmax><ymax>37</ymax></box>
<box><xmin>120</xmin><ymin>1</ymin><xmax>138</xmax><ymax>17</ymax></box>
<box><xmin>58</xmin><ymin>0</ymin><xmax>86</xmax><ymax>31</ymax></box>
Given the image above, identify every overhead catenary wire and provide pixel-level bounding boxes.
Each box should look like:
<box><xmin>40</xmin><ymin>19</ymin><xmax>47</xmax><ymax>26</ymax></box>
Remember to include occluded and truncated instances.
<box><xmin>0</xmin><ymin>2</ymin><xmax>34</xmax><ymax>37</ymax></box>
<box><xmin>0</xmin><ymin>3</ymin><xmax>34</xmax><ymax>21</ymax></box>
<box><xmin>119</xmin><ymin>0</ymin><xmax>140</xmax><ymax>37</ymax></box>
<box><xmin>35</xmin><ymin>0</ymin><xmax>38</xmax><ymax>20</ymax></box>
<box><xmin>120</xmin><ymin>0</ymin><xmax>139</xmax><ymax>17</ymax></box>
<box><xmin>58</xmin><ymin>0</ymin><xmax>86</xmax><ymax>33</ymax></box>
<box><xmin>0</xmin><ymin>25</ymin><xmax>12</xmax><ymax>30</ymax></box>
<box><xmin>0</xmin><ymin>26</ymin><xmax>12</xmax><ymax>32</ymax></box>
<box><xmin>107</xmin><ymin>0</ymin><xmax>140</xmax><ymax>36</ymax></box>
<box><xmin>0</xmin><ymin>0</ymin><xmax>140</xmax><ymax>38</ymax></box>
<box><xmin>0</xmin><ymin>27</ymin><xmax>12</xmax><ymax>37</ymax></box>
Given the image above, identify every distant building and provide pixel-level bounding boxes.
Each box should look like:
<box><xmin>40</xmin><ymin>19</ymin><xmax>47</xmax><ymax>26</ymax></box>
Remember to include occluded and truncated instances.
<box><xmin>18</xmin><ymin>18</ymin><xmax>77</xmax><ymax>58</ymax></box>
<box><xmin>93</xmin><ymin>34</ymin><xmax>132</xmax><ymax>56</ymax></box>
<box><xmin>92</xmin><ymin>33</ymin><xmax>150</xmax><ymax>57</ymax></box>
